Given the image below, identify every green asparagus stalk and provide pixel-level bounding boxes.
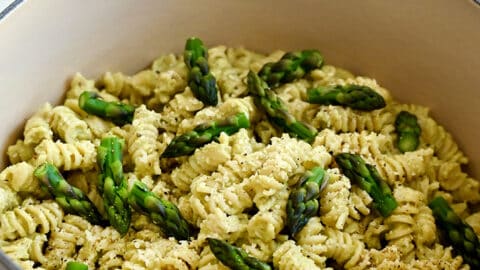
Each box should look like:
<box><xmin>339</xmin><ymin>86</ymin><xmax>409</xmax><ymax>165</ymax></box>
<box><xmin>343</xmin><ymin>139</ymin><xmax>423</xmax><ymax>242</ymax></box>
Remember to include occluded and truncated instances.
<box><xmin>286</xmin><ymin>167</ymin><xmax>328</xmax><ymax>237</ymax></box>
<box><xmin>161</xmin><ymin>112</ymin><xmax>250</xmax><ymax>158</ymax></box>
<box><xmin>184</xmin><ymin>37</ymin><xmax>218</xmax><ymax>106</ymax></box>
<box><xmin>335</xmin><ymin>153</ymin><xmax>397</xmax><ymax>217</ymax></box>
<box><xmin>395</xmin><ymin>111</ymin><xmax>421</xmax><ymax>153</ymax></box>
<box><xmin>128</xmin><ymin>180</ymin><xmax>191</xmax><ymax>240</ymax></box>
<box><xmin>258</xmin><ymin>49</ymin><xmax>324</xmax><ymax>87</ymax></box>
<box><xmin>207</xmin><ymin>238</ymin><xmax>272</xmax><ymax>270</ymax></box>
<box><xmin>306</xmin><ymin>84</ymin><xmax>386</xmax><ymax>111</ymax></box>
<box><xmin>97</xmin><ymin>137</ymin><xmax>131</xmax><ymax>235</ymax></box>
<box><xmin>33</xmin><ymin>163</ymin><xmax>102</xmax><ymax>225</ymax></box>
<box><xmin>66</xmin><ymin>261</ymin><xmax>89</xmax><ymax>270</ymax></box>
<box><xmin>428</xmin><ymin>196</ymin><xmax>480</xmax><ymax>268</ymax></box>
<box><xmin>247</xmin><ymin>71</ymin><xmax>318</xmax><ymax>143</ymax></box>
<box><xmin>78</xmin><ymin>91</ymin><xmax>135</xmax><ymax>125</ymax></box>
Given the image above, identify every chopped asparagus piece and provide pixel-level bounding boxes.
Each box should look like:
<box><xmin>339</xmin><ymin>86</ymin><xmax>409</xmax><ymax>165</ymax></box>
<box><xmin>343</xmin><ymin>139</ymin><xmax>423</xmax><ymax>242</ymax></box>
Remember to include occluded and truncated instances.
<box><xmin>66</xmin><ymin>261</ymin><xmax>88</xmax><ymax>270</ymax></box>
<box><xmin>97</xmin><ymin>137</ymin><xmax>131</xmax><ymax>235</ymax></box>
<box><xmin>395</xmin><ymin>111</ymin><xmax>421</xmax><ymax>153</ymax></box>
<box><xmin>184</xmin><ymin>37</ymin><xmax>219</xmax><ymax>106</ymax></box>
<box><xmin>162</xmin><ymin>112</ymin><xmax>250</xmax><ymax>158</ymax></box>
<box><xmin>208</xmin><ymin>238</ymin><xmax>272</xmax><ymax>270</ymax></box>
<box><xmin>429</xmin><ymin>196</ymin><xmax>480</xmax><ymax>268</ymax></box>
<box><xmin>259</xmin><ymin>50</ymin><xmax>324</xmax><ymax>87</ymax></box>
<box><xmin>335</xmin><ymin>153</ymin><xmax>397</xmax><ymax>217</ymax></box>
<box><xmin>128</xmin><ymin>180</ymin><xmax>192</xmax><ymax>240</ymax></box>
<box><xmin>287</xmin><ymin>167</ymin><xmax>328</xmax><ymax>236</ymax></box>
<box><xmin>33</xmin><ymin>163</ymin><xmax>102</xmax><ymax>225</ymax></box>
<box><xmin>79</xmin><ymin>91</ymin><xmax>134</xmax><ymax>125</ymax></box>
<box><xmin>306</xmin><ymin>84</ymin><xmax>386</xmax><ymax>111</ymax></box>
<box><xmin>247</xmin><ymin>71</ymin><xmax>317</xmax><ymax>143</ymax></box>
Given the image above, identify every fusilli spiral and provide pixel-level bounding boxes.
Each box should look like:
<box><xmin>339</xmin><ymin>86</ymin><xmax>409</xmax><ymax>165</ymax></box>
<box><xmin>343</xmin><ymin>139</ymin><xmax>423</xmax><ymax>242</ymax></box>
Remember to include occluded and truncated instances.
<box><xmin>0</xmin><ymin>200</ymin><xmax>63</xmax><ymax>240</ymax></box>
<box><xmin>50</xmin><ymin>106</ymin><xmax>92</xmax><ymax>143</ymax></box>
<box><xmin>34</xmin><ymin>140</ymin><xmax>96</xmax><ymax>171</ymax></box>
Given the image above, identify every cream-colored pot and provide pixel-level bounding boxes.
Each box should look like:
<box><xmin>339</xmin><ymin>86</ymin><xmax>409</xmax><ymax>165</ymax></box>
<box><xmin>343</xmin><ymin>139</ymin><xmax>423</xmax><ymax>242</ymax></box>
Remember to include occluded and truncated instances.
<box><xmin>0</xmin><ymin>0</ymin><xmax>479</xmax><ymax>269</ymax></box>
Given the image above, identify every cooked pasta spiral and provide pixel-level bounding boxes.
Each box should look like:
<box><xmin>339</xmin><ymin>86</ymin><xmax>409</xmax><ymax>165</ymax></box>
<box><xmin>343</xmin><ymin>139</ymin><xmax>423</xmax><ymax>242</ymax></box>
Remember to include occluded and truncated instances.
<box><xmin>427</xmin><ymin>158</ymin><xmax>480</xmax><ymax>203</ymax></box>
<box><xmin>273</xmin><ymin>240</ymin><xmax>321</xmax><ymax>270</ymax></box>
<box><xmin>128</xmin><ymin>105</ymin><xmax>162</xmax><ymax>176</ymax></box>
<box><xmin>158</xmin><ymin>88</ymin><xmax>204</xmax><ymax>132</ymax></box>
<box><xmin>384</xmin><ymin>186</ymin><xmax>423</xmax><ymax>262</ymax></box>
<box><xmin>320</xmin><ymin>169</ymin><xmax>351</xmax><ymax>230</ymax></box>
<box><xmin>0</xmin><ymin>200</ymin><xmax>63</xmax><ymax>240</ymax></box>
<box><xmin>420</xmin><ymin>116</ymin><xmax>468</xmax><ymax>164</ymax></box>
<box><xmin>34</xmin><ymin>140</ymin><xmax>96</xmax><ymax>171</ymax></box>
<box><xmin>23</xmin><ymin>103</ymin><xmax>53</xmax><ymax>146</ymax></box>
<box><xmin>123</xmin><ymin>234</ymin><xmax>198</xmax><ymax>270</ymax></box>
<box><xmin>151</xmin><ymin>53</ymin><xmax>188</xmax><ymax>78</ymax></box>
<box><xmin>306</xmin><ymin>105</ymin><xmax>394</xmax><ymax>133</ymax></box>
<box><xmin>0</xmin><ymin>236</ymin><xmax>43</xmax><ymax>269</ymax></box>
<box><xmin>414</xmin><ymin>205</ymin><xmax>437</xmax><ymax>247</ymax></box>
<box><xmin>7</xmin><ymin>140</ymin><xmax>34</xmax><ymax>164</ymax></box>
<box><xmin>0</xmin><ymin>186</ymin><xmax>18</xmax><ymax>214</ymax></box>
<box><xmin>371</xmin><ymin>148</ymin><xmax>434</xmax><ymax>185</ymax></box>
<box><xmin>147</xmin><ymin>70</ymin><xmax>186</xmax><ymax>109</ymax></box>
<box><xmin>313</xmin><ymin>129</ymin><xmax>394</xmax><ymax>158</ymax></box>
<box><xmin>50</xmin><ymin>106</ymin><xmax>92</xmax><ymax>143</ymax></box>
<box><xmin>0</xmin><ymin>162</ymin><xmax>39</xmax><ymax>195</ymax></box>
<box><xmin>42</xmin><ymin>215</ymin><xmax>92</xmax><ymax>269</ymax></box>
<box><xmin>171</xmin><ymin>140</ymin><xmax>232</xmax><ymax>191</ymax></box>
<box><xmin>322</xmin><ymin>227</ymin><xmax>370</xmax><ymax>269</ymax></box>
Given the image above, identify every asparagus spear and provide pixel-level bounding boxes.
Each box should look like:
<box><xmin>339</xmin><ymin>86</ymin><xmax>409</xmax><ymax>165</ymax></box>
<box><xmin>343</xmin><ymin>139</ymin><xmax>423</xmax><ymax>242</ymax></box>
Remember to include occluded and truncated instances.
<box><xmin>207</xmin><ymin>238</ymin><xmax>272</xmax><ymax>270</ymax></box>
<box><xmin>395</xmin><ymin>111</ymin><xmax>421</xmax><ymax>153</ymax></box>
<box><xmin>128</xmin><ymin>180</ymin><xmax>191</xmax><ymax>240</ymax></box>
<box><xmin>428</xmin><ymin>196</ymin><xmax>480</xmax><ymax>268</ymax></box>
<box><xmin>79</xmin><ymin>91</ymin><xmax>135</xmax><ymax>125</ymax></box>
<box><xmin>306</xmin><ymin>84</ymin><xmax>386</xmax><ymax>111</ymax></box>
<box><xmin>287</xmin><ymin>167</ymin><xmax>328</xmax><ymax>237</ymax></box>
<box><xmin>97</xmin><ymin>137</ymin><xmax>131</xmax><ymax>235</ymax></box>
<box><xmin>66</xmin><ymin>261</ymin><xmax>89</xmax><ymax>270</ymax></box>
<box><xmin>247</xmin><ymin>71</ymin><xmax>318</xmax><ymax>143</ymax></box>
<box><xmin>33</xmin><ymin>163</ymin><xmax>102</xmax><ymax>225</ymax></box>
<box><xmin>184</xmin><ymin>37</ymin><xmax>218</xmax><ymax>106</ymax></box>
<box><xmin>161</xmin><ymin>112</ymin><xmax>250</xmax><ymax>158</ymax></box>
<box><xmin>335</xmin><ymin>153</ymin><xmax>397</xmax><ymax>217</ymax></box>
<box><xmin>258</xmin><ymin>49</ymin><xmax>324</xmax><ymax>87</ymax></box>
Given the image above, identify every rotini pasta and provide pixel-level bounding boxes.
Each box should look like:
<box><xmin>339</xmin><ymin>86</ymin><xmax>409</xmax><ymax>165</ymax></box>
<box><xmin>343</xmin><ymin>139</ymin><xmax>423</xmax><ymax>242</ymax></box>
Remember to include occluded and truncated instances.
<box><xmin>427</xmin><ymin>158</ymin><xmax>480</xmax><ymax>203</ymax></box>
<box><xmin>50</xmin><ymin>106</ymin><xmax>92</xmax><ymax>143</ymax></box>
<box><xmin>171</xmin><ymin>139</ymin><xmax>232</xmax><ymax>191</ymax></box>
<box><xmin>128</xmin><ymin>105</ymin><xmax>162</xmax><ymax>176</ymax></box>
<box><xmin>7</xmin><ymin>140</ymin><xmax>34</xmax><ymax>164</ymax></box>
<box><xmin>0</xmin><ymin>199</ymin><xmax>63</xmax><ymax>240</ymax></box>
<box><xmin>371</xmin><ymin>148</ymin><xmax>434</xmax><ymax>185</ymax></box>
<box><xmin>300</xmin><ymin>104</ymin><xmax>394</xmax><ymax>133</ymax></box>
<box><xmin>147</xmin><ymin>70</ymin><xmax>187</xmax><ymax>110</ymax></box>
<box><xmin>98</xmin><ymin>70</ymin><xmax>156</xmax><ymax>105</ymax></box>
<box><xmin>158</xmin><ymin>88</ymin><xmax>204</xmax><ymax>132</ymax></box>
<box><xmin>0</xmin><ymin>162</ymin><xmax>42</xmax><ymax>196</ymax></box>
<box><xmin>0</xmin><ymin>186</ymin><xmax>18</xmax><ymax>214</ymax></box>
<box><xmin>313</xmin><ymin>129</ymin><xmax>395</xmax><ymax>157</ymax></box>
<box><xmin>23</xmin><ymin>103</ymin><xmax>53</xmax><ymax>146</ymax></box>
<box><xmin>273</xmin><ymin>240</ymin><xmax>321</xmax><ymax>270</ymax></box>
<box><xmin>384</xmin><ymin>186</ymin><xmax>423</xmax><ymax>262</ymax></box>
<box><xmin>320</xmin><ymin>168</ymin><xmax>351</xmax><ymax>230</ymax></box>
<box><xmin>42</xmin><ymin>215</ymin><xmax>92</xmax><ymax>269</ymax></box>
<box><xmin>323</xmin><ymin>227</ymin><xmax>369</xmax><ymax>269</ymax></box>
<box><xmin>34</xmin><ymin>140</ymin><xmax>96</xmax><ymax>171</ymax></box>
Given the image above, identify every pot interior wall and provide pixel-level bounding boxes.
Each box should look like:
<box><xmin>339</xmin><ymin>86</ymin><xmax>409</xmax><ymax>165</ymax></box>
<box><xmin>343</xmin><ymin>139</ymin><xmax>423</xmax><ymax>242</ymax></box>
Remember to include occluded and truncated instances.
<box><xmin>0</xmin><ymin>0</ymin><xmax>479</xmax><ymax>176</ymax></box>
